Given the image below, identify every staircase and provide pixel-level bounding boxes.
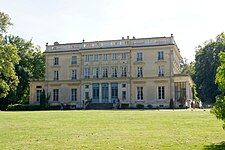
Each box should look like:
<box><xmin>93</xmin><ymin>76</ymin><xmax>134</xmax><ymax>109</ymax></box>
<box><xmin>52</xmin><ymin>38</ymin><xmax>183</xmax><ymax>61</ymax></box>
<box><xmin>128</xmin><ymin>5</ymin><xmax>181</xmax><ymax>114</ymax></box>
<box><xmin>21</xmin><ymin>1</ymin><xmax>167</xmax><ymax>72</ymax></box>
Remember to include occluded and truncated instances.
<box><xmin>86</xmin><ymin>103</ymin><xmax>113</xmax><ymax>110</ymax></box>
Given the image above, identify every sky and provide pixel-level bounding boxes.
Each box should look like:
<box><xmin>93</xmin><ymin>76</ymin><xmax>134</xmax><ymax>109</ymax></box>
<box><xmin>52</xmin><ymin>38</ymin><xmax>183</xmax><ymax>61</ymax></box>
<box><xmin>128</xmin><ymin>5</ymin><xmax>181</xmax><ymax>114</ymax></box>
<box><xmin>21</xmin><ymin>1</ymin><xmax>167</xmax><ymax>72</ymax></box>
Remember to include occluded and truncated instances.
<box><xmin>0</xmin><ymin>0</ymin><xmax>225</xmax><ymax>62</ymax></box>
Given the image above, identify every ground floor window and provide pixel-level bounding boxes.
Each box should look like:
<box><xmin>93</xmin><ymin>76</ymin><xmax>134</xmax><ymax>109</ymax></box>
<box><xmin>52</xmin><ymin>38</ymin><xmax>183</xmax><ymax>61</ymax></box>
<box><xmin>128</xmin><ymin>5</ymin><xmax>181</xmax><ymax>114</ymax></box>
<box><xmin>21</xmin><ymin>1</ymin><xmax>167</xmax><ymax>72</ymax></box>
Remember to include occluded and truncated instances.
<box><xmin>92</xmin><ymin>83</ymin><xmax>99</xmax><ymax>102</ymax></box>
<box><xmin>122</xmin><ymin>91</ymin><xmax>126</xmax><ymax>100</ymax></box>
<box><xmin>36</xmin><ymin>90</ymin><xmax>42</xmax><ymax>102</ymax></box>
<box><xmin>71</xmin><ymin>89</ymin><xmax>77</xmax><ymax>101</ymax></box>
<box><xmin>102</xmin><ymin>83</ymin><xmax>109</xmax><ymax>103</ymax></box>
<box><xmin>111</xmin><ymin>83</ymin><xmax>118</xmax><ymax>102</ymax></box>
<box><xmin>175</xmin><ymin>82</ymin><xmax>186</xmax><ymax>104</ymax></box>
<box><xmin>53</xmin><ymin>89</ymin><xmax>59</xmax><ymax>101</ymax></box>
<box><xmin>158</xmin><ymin>86</ymin><xmax>165</xmax><ymax>100</ymax></box>
<box><xmin>137</xmin><ymin>87</ymin><xmax>143</xmax><ymax>100</ymax></box>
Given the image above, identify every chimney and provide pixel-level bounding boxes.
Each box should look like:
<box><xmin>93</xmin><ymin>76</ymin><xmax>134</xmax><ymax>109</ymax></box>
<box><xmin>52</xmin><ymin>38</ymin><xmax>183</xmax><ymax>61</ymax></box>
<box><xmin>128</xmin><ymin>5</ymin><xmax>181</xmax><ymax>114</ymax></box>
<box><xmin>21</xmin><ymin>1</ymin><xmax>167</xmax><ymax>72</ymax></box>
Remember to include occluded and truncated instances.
<box><xmin>127</xmin><ymin>36</ymin><xmax>129</xmax><ymax>39</ymax></box>
<box><xmin>171</xmin><ymin>34</ymin><xmax>173</xmax><ymax>37</ymax></box>
<box><xmin>133</xmin><ymin>36</ymin><xmax>135</xmax><ymax>39</ymax></box>
<box><xmin>122</xmin><ymin>37</ymin><xmax>124</xmax><ymax>40</ymax></box>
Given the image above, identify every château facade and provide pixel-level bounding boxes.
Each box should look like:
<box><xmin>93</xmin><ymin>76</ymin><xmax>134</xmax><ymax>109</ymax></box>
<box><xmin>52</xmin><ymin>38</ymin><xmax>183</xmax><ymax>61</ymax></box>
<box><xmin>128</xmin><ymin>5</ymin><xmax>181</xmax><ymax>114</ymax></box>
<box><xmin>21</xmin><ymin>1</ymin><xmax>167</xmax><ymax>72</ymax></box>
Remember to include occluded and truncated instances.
<box><xmin>29</xmin><ymin>35</ymin><xmax>193</xmax><ymax>108</ymax></box>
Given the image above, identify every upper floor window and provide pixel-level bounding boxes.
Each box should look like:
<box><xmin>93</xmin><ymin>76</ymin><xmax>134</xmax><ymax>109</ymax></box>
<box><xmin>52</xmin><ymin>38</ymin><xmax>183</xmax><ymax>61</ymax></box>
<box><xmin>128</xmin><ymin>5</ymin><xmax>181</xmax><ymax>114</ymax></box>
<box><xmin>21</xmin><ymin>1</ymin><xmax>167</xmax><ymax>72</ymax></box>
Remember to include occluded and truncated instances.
<box><xmin>112</xmin><ymin>53</ymin><xmax>117</xmax><ymax>60</ymax></box>
<box><xmin>84</xmin><ymin>68</ymin><xmax>90</xmax><ymax>79</ymax></box>
<box><xmin>54</xmin><ymin>57</ymin><xmax>59</xmax><ymax>65</ymax></box>
<box><xmin>93</xmin><ymin>68</ymin><xmax>99</xmax><ymax>78</ymax></box>
<box><xmin>71</xmin><ymin>69</ymin><xmax>77</xmax><ymax>80</ymax></box>
<box><xmin>137</xmin><ymin>87</ymin><xmax>143</xmax><ymax>100</ymax></box>
<box><xmin>137</xmin><ymin>67</ymin><xmax>143</xmax><ymax>77</ymax></box>
<box><xmin>54</xmin><ymin>70</ymin><xmax>59</xmax><ymax>80</ymax></box>
<box><xmin>71</xmin><ymin>89</ymin><xmax>77</xmax><ymax>101</ymax></box>
<box><xmin>102</xmin><ymin>67</ymin><xmax>108</xmax><ymax>78</ymax></box>
<box><xmin>53</xmin><ymin>89</ymin><xmax>59</xmax><ymax>101</ymax></box>
<box><xmin>121</xmin><ymin>66</ymin><xmax>127</xmax><ymax>77</ymax></box>
<box><xmin>103</xmin><ymin>54</ymin><xmax>108</xmax><ymax>61</ymax></box>
<box><xmin>85</xmin><ymin>55</ymin><xmax>90</xmax><ymax>62</ymax></box>
<box><xmin>137</xmin><ymin>52</ymin><xmax>142</xmax><ymax>61</ymax></box>
<box><xmin>158</xmin><ymin>86</ymin><xmax>165</xmax><ymax>100</ymax></box>
<box><xmin>71</xmin><ymin>56</ymin><xmax>77</xmax><ymax>64</ymax></box>
<box><xmin>158</xmin><ymin>51</ymin><xmax>164</xmax><ymax>60</ymax></box>
<box><xmin>159</xmin><ymin>65</ymin><xmax>164</xmax><ymax>77</ymax></box>
<box><xmin>94</xmin><ymin>54</ymin><xmax>99</xmax><ymax>61</ymax></box>
<box><xmin>111</xmin><ymin>67</ymin><xmax>117</xmax><ymax>78</ymax></box>
<box><xmin>121</xmin><ymin>53</ymin><xmax>126</xmax><ymax>60</ymax></box>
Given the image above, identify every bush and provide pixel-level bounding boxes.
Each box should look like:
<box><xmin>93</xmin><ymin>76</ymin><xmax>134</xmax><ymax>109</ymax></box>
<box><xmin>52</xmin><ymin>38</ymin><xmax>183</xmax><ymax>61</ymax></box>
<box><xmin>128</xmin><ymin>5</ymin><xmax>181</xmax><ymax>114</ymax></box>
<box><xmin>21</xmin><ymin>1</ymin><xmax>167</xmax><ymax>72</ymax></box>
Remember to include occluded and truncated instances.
<box><xmin>170</xmin><ymin>99</ymin><xmax>174</xmax><ymax>109</ymax></box>
<box><xmin>121</xmin><ymin>104</ymin><xmax>129</xmax><ymax>109</ymax></box>
<box><xmin>136</xmin><ymin>104</ymin><xmax>144</xmax><ymax>109</ymax></box>
<box><xmin>7</xmin><ymin>104</ymin><xmax>41</xmax><ymax>111</ymax></box>
<box><xmin>147</xmin><ymin>104</ymin><xmax>153</xmax><ymax>109</ymax></box>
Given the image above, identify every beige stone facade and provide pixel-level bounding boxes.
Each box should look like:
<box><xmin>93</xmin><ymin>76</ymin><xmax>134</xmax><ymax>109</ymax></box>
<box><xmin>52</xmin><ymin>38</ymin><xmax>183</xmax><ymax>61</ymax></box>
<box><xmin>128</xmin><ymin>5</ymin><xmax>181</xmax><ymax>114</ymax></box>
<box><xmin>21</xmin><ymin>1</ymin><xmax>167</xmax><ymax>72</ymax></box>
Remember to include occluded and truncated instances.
<box><xmin>30</xmin><ymin>35</ymin><xmax>193</xmax><ymax>108</ymax></box>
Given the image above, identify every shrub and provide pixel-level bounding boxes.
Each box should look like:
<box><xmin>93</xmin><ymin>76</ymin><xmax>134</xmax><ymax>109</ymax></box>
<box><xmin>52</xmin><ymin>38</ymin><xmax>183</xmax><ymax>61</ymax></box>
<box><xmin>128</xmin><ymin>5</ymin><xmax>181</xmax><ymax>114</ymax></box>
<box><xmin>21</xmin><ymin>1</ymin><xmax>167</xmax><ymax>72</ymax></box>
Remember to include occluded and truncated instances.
<box><xmin>170</xmin><ymin>99</ymin><xmax>174</xmax><ymax>109</ymax></box>
<box><xmin>136</xmin><ymin>104</ymin><xmax>144</xmax><ymax>109</ymax></box>
<box><xmin>7</xmin><ymin>104</ymin><xmax>41</xmax><ymax>111</ymax></box>
<box><xmin>147</xmin><ymin>104</ymin><xmax>153</xmax><ymax>109</ymax></box>
<box><xmin>121</xmin><ymin>104</ymin><xmax>129</xmax><ymax>109</ymax></box>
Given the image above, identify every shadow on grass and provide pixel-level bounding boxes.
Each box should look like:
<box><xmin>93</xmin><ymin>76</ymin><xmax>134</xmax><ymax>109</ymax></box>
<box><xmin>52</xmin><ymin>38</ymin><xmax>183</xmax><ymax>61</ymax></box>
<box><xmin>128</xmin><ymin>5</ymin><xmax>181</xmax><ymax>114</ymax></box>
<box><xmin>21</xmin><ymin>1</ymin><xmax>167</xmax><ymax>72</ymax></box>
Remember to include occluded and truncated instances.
<box><xmin>204</xmin><ymin>141</ymin><xmax>225</xmax><ymax>150</ymax></box>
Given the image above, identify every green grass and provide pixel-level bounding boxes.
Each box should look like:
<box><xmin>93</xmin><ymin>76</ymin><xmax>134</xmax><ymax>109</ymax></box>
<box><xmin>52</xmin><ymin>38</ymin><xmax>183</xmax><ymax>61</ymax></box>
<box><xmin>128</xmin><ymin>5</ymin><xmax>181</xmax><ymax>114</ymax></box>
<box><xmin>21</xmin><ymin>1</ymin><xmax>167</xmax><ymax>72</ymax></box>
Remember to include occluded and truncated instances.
<box><xmin>0</xmin><ymin>110</ymin><xmax>225</xmax><ymax>150</ymax></box>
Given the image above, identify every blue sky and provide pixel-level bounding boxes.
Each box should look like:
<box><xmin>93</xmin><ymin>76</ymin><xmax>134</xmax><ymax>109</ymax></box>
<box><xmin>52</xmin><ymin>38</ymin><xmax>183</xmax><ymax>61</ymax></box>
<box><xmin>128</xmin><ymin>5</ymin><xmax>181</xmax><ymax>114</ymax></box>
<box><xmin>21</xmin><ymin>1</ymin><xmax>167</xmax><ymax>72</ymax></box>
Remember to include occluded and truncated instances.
<box><xmin>1</xmin><ymin>0</ymin><xmax>225</xmax><ymax>61</ymax></box>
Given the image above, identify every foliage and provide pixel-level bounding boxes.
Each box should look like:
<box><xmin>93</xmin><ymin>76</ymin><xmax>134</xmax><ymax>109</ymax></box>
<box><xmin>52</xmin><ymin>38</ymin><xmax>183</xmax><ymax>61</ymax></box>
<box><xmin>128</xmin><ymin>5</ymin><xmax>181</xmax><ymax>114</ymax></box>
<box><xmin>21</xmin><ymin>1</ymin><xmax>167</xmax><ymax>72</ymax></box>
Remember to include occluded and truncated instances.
<box><xmin>213</xmin><ymin>51</ymin><xmax>225</xmax><ymax>130</ymax></box>
<box><xmin>147</xmin><ymin>104</ymin><xmax>153</xmax><ymax>109</ymax></box>
<box><xmin>136</xmin><ymin>104</ymin><xmax>144</xmax><ymax>109</ymax></box>
<box><xmin>121</xmin><ymin>103</ymin><xmax>129</xmax><ymax>109</ymax></box>
<box><xmin>40</xmin><ymin>89</ymin><xmax>50</xmax><ymax>109</ymax></box>
<box><xmin>6</xmin><ymin>104</ymin><xmax>41</xmax><ymax>111</ymax></box>
<box><xmin>194</xmin><ymin>32</ymin><xmax>225</xmax><ymax>103</ymax></box>
<box><xmin>169</xmin><ymin>99</ymin><xmax>174</xmax><ymax>109</ymax></box>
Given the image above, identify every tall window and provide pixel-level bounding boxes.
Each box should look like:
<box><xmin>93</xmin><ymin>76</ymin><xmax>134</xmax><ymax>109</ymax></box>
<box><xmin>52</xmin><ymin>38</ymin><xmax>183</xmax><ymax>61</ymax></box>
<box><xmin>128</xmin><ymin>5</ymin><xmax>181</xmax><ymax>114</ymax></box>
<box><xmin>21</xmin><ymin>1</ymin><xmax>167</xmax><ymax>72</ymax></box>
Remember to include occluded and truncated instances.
<box><xmin>103</xmin><ymin>54</ymin><xmax>108</xmax><ymax>61</ymax></box>
<box><xmin>121</xmin><ymin>53</ymin><xmax>126</xmax><ymax>60</ymax></box>
<box><xmin>53</xmin><ymin>89</ymin><xmax>59</xmax><ymax>101</ymax></box>
<box><xmin>158</xmin><ymin>51</ymin><xmax>164</xmax><ymax>60</ymax></box>
<box><xmin>84</xmin><ymin>68</ymin><xmax>90</xmax><ymax>79</ymax></box>
<box><xmin>36</xmin><ymin>90</ymin><xmax>42</xmax><ymax>102</ymax></box>
<box><xmin>111</xmin><ymin>67</ymin><xmax>117</xmax><ymax>78</ymax></box>
<box><xmin>159</xmin><ymin>65</ymin><xmax>164</xmax><ymax>77</ymax></box>
<box><xmin>121</xmin><ymin>66</ymin><xmax>127</xmax><ymax>77</ymax></box>
<box><xmin>102</xmin><ymin>83</ymin><xmax>109</xmax><ymax>103</ymax></box>
<box><xmin>54</xmin><ymin>70</ymin><xmax>59</xmax><ymax>80</ymax></box>
<box><xmin>71</xmin><ymin>56</ymin><xmax>77</xmax><ymax>64</ymax></box>
<box><xmin>137</xmin><ymin>67</ymin><xmax>143</xmax><ymax>77</ymax></box>
<box><xmin>85</xmin><ymin>55</ymin><xmax>90</xmax><ymax>62</ymax></box>
<box><xmin>71</xmin><ymin>89</ymin><xmax>77</xmax><ymax>101</ymax></box>
<box><xmin>137</xmin><ymin>87</ymin><xmax>143</xmax><ymax>100</ymax></box>
<box><xmin>112</xmin><ymin>53</ymin><xmax>117</xmax><ymax>60</ymax></box>
<box><xmin>158</xmin><ymin>86</ymin><xmax>165</xmax><ymax>100</ymax></box>
<box><xmin>102</xmin><ymin>67</ymin><xmax>108</xmax><ymax>78</ymax></box>
<box><xmin>71</xmin><ymin>70</ymin><xmax>77</xmax><ymax>80</ymax></box>
<box><xmin>94</xmin><ymin>54</ymin><xmax>98</xmax><ymax>61</ymax></box>
<box><xmin>92</xmin><ymin>83</ymin><xmax>99</xmax><ymax>103</ymax></box>
<box><xmin>54</xmin><ymin>57</ymin><xmax>59</xmax><ymax>65</ymax></box>
<box><xmin>122</xmin><ymin>91</ymin><xmax>126</xmax><ymax>100</ymax></box>
<box><xmin>93</xmin><ymin>68</ymin><xmax>99</xmax><ymax>78</ymax></box>
<box><xmin>137</xmin><ymin>52</ymin><xmax>142</xmax><ymax>61</ymax></box>
<box><xmin>175</xmin><ymin>82</ymin><xmax>186</xmax><ymax>103</ymax></box>
<box><xmin>85</xmin><ymin>92</ymin><xmax>89</xmax><ymax>100</ymax></box>
<box><xmin>111</xmin><ymin>83</ymin><xmax>118</xmax><ymax>102</ymax></box>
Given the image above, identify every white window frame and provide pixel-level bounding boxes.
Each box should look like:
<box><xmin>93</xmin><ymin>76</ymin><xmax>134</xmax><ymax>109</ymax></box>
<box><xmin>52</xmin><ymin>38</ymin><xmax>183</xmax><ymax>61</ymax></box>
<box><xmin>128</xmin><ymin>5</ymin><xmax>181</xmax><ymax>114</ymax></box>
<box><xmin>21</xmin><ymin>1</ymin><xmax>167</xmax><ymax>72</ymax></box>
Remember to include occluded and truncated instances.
<box><xmin>111</xmin><ymin>67</ymin><xmax>117</xmax><ymax>78</ymax></box>
<box><xmin>93</xmin><ymin>68</ymin><xmax>99</xmax><ymax>78</ymax></box>
<box><xmin>158</xmin><ymin>51</ymin><xmax>164</xmax><ymax>60</ymax></box>
<box><xmin>71</xmin><ymin>89</ymin><xmax>77</xmax><ymax>101</ymax></box>
<box><xmin>102</xmin><ymin>67</ymin><xmax>108</xmax><ymax>78</ymax></box>
<box><xmin>158</xmin><ymin>86</ymin><xmax>165</xmax><ymax>100</ymax></box>
<box><xmin>94</xmin><ymin>54</ymin><xmax>98</xmax><ymax>61</ymax></box>
<box><xmin>137</xmin><ymin>67</ymin><xmax>143</xmax><ymax>77</ymax></box>
<box><xmin>85</xmin><ymin>55</ymin><xmax>90</xmax><ymax>62</ymax></box>
<box><xmin>121</xmin><ymin>53</ymin><xmax>126</xmax><ymax>60</ymax></box>
<box><xmin>159</xmin><ymin>65</ymin><xmax>164</xmax><ymax>77</ymax></box>
<box><xmin>54</xmin><ymin>70</ymin><xmax>59</xmax><ymax>80</ymax></box>
<box><xmin>103</xmin><ymin>54</ymin><xmax>108</xmax><ymax>61</ymax></box>
<box><xmin>137</xmin><ymin>87</ymin><xmax>143</xmax><ymax>100</ymax></box>
<box><xmin>84</xmin><ymin>68</ymin><xmax>90</xmax><ymax>79</ymax></box>
<box><xmin>71</xmin><ymin>69</ymin><xmax>77</xmax><ymax>80</ymax></box>
<box><xmin>71</xmin><ymin>56</ymin><xmax>77</xmax><ymax>64</ymax></box>
<box><xmin>112</xmin><ymin>53</ymin><xmax>117</xmax><ymax>60</ymax></box>
<box><xmin>137</xmin><ymin>52</ymin><xmax>142</xmax><ymax>61</ymax></box>
<box><xmin>121</xmin><ymin>66</ymin><xmax>127</xmax><ymax>77</ymax></box>
<box><xmin>54</xmin><ymin>57</ymin><xmax>59</xmax><ymax>65</ymax></box>
<box><xmin>53</xmin><ymin>89</ymin><xmax>59</xmax><ymax>101</ymax></box>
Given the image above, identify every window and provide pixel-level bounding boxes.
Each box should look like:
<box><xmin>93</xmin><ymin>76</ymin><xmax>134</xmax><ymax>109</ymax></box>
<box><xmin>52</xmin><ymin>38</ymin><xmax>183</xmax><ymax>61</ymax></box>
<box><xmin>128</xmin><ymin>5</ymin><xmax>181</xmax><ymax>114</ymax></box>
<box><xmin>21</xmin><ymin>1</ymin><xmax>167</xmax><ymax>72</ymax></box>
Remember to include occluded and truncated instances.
<box><xmin>158</xmin><ymin>86</ymin><xmax>165</xmax><ymax>100</ymax></box>
<box><xmin>137</xmin><ymin>87</ymin><xmax>143</xmax><ymax>100</ymax></box>
<box><xmin>103</xmin><ymin>54</ymin><xmax>108</xmax><ymax>61</ymax></box>
<box><xmin>111</xmin><ymin>67</ymin><xmax>117</xmax><ymax>78</ymax></box>
<box><xmin>122</xmin><ymin>83</ymin><xmax>126</xmax><ymax>88</ymax></box>
<box><xmin>85</xmin><ymin>85</ymin><xmax>89</xmax><ymax>89</ymax></box>
<box><xmin>36</xmin><ymin>90</ymin><xmax>42</xmax><ymax>102</ymax></box>
<box><xmin>112</xmin><ymin>53</ymin><xmax>117</xmax><ymax>60</ymax></box>
<box><xmin>71</xmin><ymin>70</ymin><xmax>77</xmax><ymax>80</ymax></box>
<box><xmin>54</xmin><ymin>70</ymin><xmax>59</xmax><ymax>80</ymax></box>
<box><xmin>93</xmin><ymin>68</ymin><xmax>99</xmax><ymax>78</ymax></box>
<box><xmin>102</xmin><ymin>67</ymin><xmax>108</xmax><ymax>78</ymax></box>
<box><xmin>71</xmin><ymin>89</ymin><xmax>77</xmax><ymax>101</ymax></box>
<box><xmin>85</xmin><ymin>55</ymin><xmax>90</xmax><ymax>62</ymax></box>
<box><xmin>137</xmin><ymin>67</ymin><xmax>143</xmax><ymax>77</ymax></box>
<box><xmin>53</xmin><ymin>89</ymin><xmax>59</xmax><ymax>101</ymax></box>
<box><xmin>158</xmin><ymin>51</ymin><xmax>164</xmax><ymax>60</ymax></box>
<box><xmin>175</xmin><ymin>82</ymin><xmax>186</xmax><ymax>103</ymax></box>
<box><xmin>54</xmin><ymin>57</ymin><xmax>59</xmax><ymax>65</ymax></box>
<box><xmin>159</xmin><ymin>65</ymin><xmax>164</xmax><ymax>77</ymax></box>
<box><xmin>85</xmin><ymin>92</ymin><xmax>89</xmax><ymax>100</ymax></box>
<box><xmin>121</xmin><ymin>66</ymin><xmax>127</xmax><ymax>77</ymax></box>
<box><xmin>94</xmin><ymin>54</ymin><xmax>98</xmax><ymax>61</ymax></box>
<box><xmin>111</xmin><ymin>83</ymin><xmax>118</xmax><ymax>101</ymax></box>
<box><xmin>121</xmin><ymin>53</ymin><xmax>126</xmax><ymax>60</ymax></box>
<box><xmin>137</xmin><ymin>52</ymin><xmax>142</xmax><ymax>61</ymax></box>
<box><xmin>71</xmin><ymin>56</ymin><xmax>77</xmax><ymax>64</ymax></box>
<box><xmin>84</xmin><ymin>68</ymin><xmax>90</xmax><ymax>79</ymax></box>
<box><xmin>92</xmin><ymin>83</ymin><xmax>99</xmax><ymax>102</ymax></box>
<box><xmin>102</xmin><ymin>83</ymin><xmax>109</xmax><ymax>103</ymax></box>
<box><xmin>122</xmin><ymin>91</ymin><xmax>126</xmax><ymax>100</ymax></box>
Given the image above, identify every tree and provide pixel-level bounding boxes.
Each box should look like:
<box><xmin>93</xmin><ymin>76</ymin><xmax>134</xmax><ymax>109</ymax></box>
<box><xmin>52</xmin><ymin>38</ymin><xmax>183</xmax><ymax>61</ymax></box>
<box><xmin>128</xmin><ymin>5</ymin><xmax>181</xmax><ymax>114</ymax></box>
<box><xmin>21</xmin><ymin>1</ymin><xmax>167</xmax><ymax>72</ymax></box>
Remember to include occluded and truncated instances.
<box><xmin>194</xmin><ymin>33</ymin><xmax>225</xmax><ymax>103</ymax></box>
<box><xmin>213</xmin><ymin>51</ymin><xmax>225</xmax><ymax>130</ymax></box>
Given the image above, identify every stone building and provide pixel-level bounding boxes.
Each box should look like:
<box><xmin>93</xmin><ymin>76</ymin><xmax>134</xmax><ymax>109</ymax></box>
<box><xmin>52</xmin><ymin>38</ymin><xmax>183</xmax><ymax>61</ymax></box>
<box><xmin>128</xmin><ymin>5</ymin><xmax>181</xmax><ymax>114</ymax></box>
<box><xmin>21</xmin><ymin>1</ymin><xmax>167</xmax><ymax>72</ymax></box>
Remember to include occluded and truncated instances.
<box><xmin>29</xmin><ymin>34</ymin><xmax>193</xmax><ymax>109</ymax></box>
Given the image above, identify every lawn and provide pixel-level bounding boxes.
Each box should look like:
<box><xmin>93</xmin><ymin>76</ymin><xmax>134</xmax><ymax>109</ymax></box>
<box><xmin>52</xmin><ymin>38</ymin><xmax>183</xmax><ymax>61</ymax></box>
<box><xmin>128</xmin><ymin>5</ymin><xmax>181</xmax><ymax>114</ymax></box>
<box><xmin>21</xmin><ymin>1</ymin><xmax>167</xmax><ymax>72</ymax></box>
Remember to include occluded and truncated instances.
<box><xmin>0</xmin><ymin>110</ymin><xmax>225</xmax><ymax>150</ymax></box>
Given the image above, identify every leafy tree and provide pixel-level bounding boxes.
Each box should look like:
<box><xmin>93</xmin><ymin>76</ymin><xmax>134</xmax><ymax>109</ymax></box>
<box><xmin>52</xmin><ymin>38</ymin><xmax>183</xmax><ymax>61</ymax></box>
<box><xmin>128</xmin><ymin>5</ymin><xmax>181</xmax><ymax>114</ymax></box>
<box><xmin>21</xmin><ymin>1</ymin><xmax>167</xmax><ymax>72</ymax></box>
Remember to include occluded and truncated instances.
<box><xmin>194</xmin><ymin>33</ymin><xmax>225</xmax><ymax>103</ymax></box>
<box><xmin>213</xmin><ymin>51</ymin><xmax>225</xmax><ymax>130</ymax></box>
<box><xmin>40</xmin><ymin>89</ymin><xmax>50</xmax><ymax>109</ymax></box>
